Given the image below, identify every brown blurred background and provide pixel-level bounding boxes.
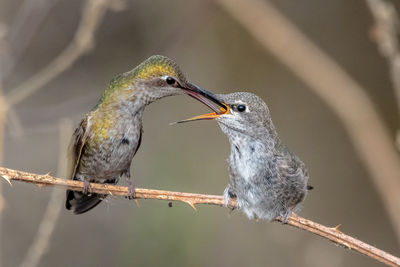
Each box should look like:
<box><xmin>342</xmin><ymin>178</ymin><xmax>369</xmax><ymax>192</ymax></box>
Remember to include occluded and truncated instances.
<box><xmin>0</xmin><ymin>0</ymin><xmax>399</xmax><ymax>266</ymax></box>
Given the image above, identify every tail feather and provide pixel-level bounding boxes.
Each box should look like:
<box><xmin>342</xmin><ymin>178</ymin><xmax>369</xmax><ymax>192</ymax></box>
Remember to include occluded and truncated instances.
<box><xmin>65</xmin><ymin>190</ymin><xmax>104</xmax><ymax>214</ymax></box>
<box><xmin>65</xmin><ymin>179</ymin><xmax>116</xmax><ymax>214</ymax></box>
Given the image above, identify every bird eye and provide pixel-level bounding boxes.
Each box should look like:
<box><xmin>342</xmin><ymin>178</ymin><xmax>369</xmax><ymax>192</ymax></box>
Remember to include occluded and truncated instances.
<box><xmin>237</xmin><ymin>104</ymin><xmax>246</xmax><ymax>112</ymax></box>
<box><xmin>166</xmin><ymin>76</ymin><xmax>176</xmax><ymax>85</ymax></box>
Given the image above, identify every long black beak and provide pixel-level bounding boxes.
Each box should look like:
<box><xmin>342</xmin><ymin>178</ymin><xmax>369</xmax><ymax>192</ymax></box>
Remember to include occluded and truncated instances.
<box><xmin>183</xmin><ymin>83</ymin><xmax>228</xmax><ymax>113</ymax></box>
<box><xmin>176</xmin><ymin>83</ymin><xmax>229</xmax><ymax>124</ymax></box>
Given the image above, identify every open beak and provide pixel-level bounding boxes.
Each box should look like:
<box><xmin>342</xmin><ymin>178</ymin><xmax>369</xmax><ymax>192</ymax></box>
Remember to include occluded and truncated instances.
<box><xmin>177</xmin><ymin>83</ymin><xmax>229</xmax><ymax>124</ymax></box>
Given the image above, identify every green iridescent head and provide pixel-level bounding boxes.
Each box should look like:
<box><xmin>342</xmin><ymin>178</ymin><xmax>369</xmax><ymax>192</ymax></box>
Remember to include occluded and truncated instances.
<box><xmin>132</xmin><ymin>55</ymin><xmax>187</xmax><ymax>82</ymax></box>
<box><xmin>99</xmin><ymin>55</ymin><xmax>189</xmax><ymax>106</ymax></box>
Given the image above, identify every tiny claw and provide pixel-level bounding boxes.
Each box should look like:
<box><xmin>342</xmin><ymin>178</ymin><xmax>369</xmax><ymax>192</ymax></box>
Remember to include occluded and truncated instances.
<box><xmin>127</xmin><ymin>186</ymin><xmax>136</xmax><ymax>200</ymax></box>
<box><xmin>1</xmin><ymin>175</ymin><xmax>12</xmax><ymax>186</ymax></box>
<box><xmin>185</xmin><ymin>201</ymin><xmax>197</xmax><ymax>211</ymax></box>
<box><xmin>279</xmin><ymin>209</ymin><xmax>296</xmax><ymax>224</ymax></box>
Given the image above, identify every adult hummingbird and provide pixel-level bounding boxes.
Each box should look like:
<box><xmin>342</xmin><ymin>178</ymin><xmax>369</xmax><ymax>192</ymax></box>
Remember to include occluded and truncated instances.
<box><xmin>65</xmin><ymin>55</ymin><xmax>225</xmax><ymax>214</ymax></box>
<box><xmin>176</xmin><ymin>91</ymin><xmax>311</xmax><ymax>222</ymax></box>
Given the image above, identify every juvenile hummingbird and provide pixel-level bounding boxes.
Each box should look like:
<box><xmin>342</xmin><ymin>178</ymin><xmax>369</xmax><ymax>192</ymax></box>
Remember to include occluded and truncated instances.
<box><xmin>65</xmin><ymin>55</ymin><xmax>224</xmax><ymax>214</ymax></box>
<box><xmin>176</xmin><ymin>91</ymin><xmax>310</xmax><ymax>222</ymax></box>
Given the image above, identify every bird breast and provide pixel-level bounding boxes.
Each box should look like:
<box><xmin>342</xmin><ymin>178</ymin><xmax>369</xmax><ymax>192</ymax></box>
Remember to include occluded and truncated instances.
<box><xmin>228</xmin><ymin>137</ymin><xmax>270</xmax><ymax>182</ymax></box>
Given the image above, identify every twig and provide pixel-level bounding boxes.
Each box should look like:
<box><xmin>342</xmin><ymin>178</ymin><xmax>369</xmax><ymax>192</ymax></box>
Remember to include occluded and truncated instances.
<box><xmin>5</xmin><ymin>0</ymin><xmax>120</xmax><ymax>108</ymax></box>
<box><xmin>19</xmin><ymin>119</ymin><xmax>73</xmax><ymax>267</ymax></box>
<box><xmin>217</xmin><ymin>0</ymin><xmax>400</xmax><ymax>244</ymax></box>
<box><xmin>0</xmin><ymin>167</ymin><xmax>399</xmax><ymax>267</ymax></box>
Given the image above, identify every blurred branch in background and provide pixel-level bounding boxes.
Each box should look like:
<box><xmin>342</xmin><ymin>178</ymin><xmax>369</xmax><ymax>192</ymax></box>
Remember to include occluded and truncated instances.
<box><xmin>217</xmin><ymin>0</ymin><xmax>400</xmax><ymax>244</ymax></box>
<box><xmin>0</xmin><ymin>0</ymin><xmax>59</xmax><ymax>78</ymax></box>
<box><xmin>366</xmin><ymin>0</ymin><xmax>400</xmax><ymax>149</ymax></box>
<box><xmin>5</xmin><ymin>0</ymin><xmax>125</xmax><ymax>108</ymax></box>
<box><xmin>19</xmin><ymin>119</ymin><xmax>72</xmax><ymax>267</ymax></box>
<box><xmin>0</xmin><ymin>168</ymin><xmax>399</xmax><ymax>267</ymax></box>
<box><xmin>0</xmin><ymin>0</ymin><xmax>59</xmax><ymax>137</ymax></box>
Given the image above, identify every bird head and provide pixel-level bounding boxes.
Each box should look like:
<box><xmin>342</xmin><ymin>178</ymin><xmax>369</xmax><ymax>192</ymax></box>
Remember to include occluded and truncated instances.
<box><xmin>100</xmin><ymin>55</ymin><xmax>228</xmax><ymax>108</ymax></box>
<box><xmin>174</xmin><ymin>92</ymin><xmax>275</xmax><ymax>138</ymax></box>
<box><xmin>131</xmin><ymin>55</ymin><xmax>188</xmax><ymax>100</ymax></box>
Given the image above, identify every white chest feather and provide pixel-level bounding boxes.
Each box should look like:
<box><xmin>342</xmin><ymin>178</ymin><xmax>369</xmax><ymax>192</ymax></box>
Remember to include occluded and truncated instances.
<box><xmin>229</xmin><ymin>138</ymin><xmax>266</xmax><ymax>182</ymax></box>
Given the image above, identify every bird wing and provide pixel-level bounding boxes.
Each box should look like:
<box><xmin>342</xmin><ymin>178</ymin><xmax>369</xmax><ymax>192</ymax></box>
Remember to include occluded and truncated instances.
<box><xmin>133</xmin><ymin>125</ymin><xmax>143</xmax><ymax>157</ymax></box>
<box><xmin>66</xmin><ymin>115</ymin><xmax>91</xmax><ymax>180</ymax></box>
<box><xmin>277</xmin><ymin>156</ymin><xmax>305</xmax><ymax>180</ymax></box>
<box><xmin>275</xmin><ymin>144</ymin><xmax>307</xmax><ymax>184</ymax></box>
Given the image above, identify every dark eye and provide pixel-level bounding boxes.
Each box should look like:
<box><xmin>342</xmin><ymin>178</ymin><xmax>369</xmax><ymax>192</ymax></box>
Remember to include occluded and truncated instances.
<box><xmin>237</xmin><ymin>104</ymin><xmax>246</xmax><ymax>112</ymax></box>
<box><xmin>166</xmin><ymin>76</ymin><xmax>176</xmax><ymax>85</ymax></box>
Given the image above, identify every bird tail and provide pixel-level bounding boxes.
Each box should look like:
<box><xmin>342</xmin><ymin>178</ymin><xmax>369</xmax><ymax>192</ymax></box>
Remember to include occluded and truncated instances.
<box><xmin>65</xmin><ymin>179</ymin><xmax>116</xmax><ymax>214</ymax></box>
<box><xmin>65</xmin><ymin>190</ymin><xmax>104</xmax><ymax>214</ymax></box>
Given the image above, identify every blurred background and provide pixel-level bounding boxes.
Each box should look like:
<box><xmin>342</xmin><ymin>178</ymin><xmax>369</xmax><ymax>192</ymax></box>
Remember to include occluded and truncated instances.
<box><xmin>0</xmin><ymin>0</ymin><xmax>399</xmax><ymax>266</ymax></box>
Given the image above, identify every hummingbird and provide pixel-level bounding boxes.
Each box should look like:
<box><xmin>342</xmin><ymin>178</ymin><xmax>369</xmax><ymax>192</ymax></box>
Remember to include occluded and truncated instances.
<box><xmin>65</xmin><ymin>55</ymin><xmax>224</xmax><ymax>214</ymax></box>
<box><xmin>175</xmin><ymin>91</ymin><xmax>311</xmax><ymax>222</ymax></box>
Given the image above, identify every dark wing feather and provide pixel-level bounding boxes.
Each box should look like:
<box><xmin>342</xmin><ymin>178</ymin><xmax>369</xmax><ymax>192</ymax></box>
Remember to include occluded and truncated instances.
<box><xmin>133</xmin><ymin>125</ymin><xmax>143</xmax><ymax>157</ymax></box>
<box><xmin>66</xmin><ymin>115</ymin><xmax>91</xmax><ymax>180</ymax></box>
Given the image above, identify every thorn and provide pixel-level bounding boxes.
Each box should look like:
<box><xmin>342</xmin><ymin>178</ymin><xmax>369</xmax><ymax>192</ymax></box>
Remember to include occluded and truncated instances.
<box><xmin>185</xmin><ymin>200</ymin><xmax>197</xmax><ymax>211</ymax></box>
<box><xmin>1</xmin><ymin>175</ymin><xmax>12</xmax><ymax>186</ymax></box>
<box><xmin>108</xmin><ymin>190</ymin><xmax>113</xmax><ymax>196</ymax></box>
<box><xmin>134</xmin><ymin>199</ymin><xmax>140</xmax><ymax>207</ymax></box>
<box><xmin>332</xmin><ymin>224</ymin><xmax>342</xmax><ymax>232</ymax></box>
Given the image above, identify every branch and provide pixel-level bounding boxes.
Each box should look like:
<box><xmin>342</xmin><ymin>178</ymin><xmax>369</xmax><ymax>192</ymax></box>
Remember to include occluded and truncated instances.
<box><xmin>0</xmin><ymin>167</ymin><xmax>399</xmax><ymax>267</ymax></box>
<box><xmin>217</xmin><ymin>0</ymin><xmax>400</xmax><ymax>244</ymax></box>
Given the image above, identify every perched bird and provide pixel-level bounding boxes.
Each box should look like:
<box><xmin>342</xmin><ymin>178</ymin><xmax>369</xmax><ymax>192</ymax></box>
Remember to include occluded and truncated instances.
<box><xmin>65</xmin><ymin>55</ymin><xmax>222</xmax><ymax>214</ymax></box>
<box><xmin>176</xmin><ymin>92</ymin><xmax>311</xmax><ymax>222</ymax></box>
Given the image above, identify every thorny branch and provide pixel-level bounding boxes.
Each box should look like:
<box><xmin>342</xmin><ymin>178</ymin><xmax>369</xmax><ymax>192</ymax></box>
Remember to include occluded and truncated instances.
<box><xmin>0</xmin><ymin>166</ymin><xmax>399</xmax><ymax>267</ymax></box>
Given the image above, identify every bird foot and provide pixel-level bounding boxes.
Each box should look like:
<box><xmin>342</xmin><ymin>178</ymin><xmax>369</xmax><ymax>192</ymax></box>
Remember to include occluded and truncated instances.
<box><xmin>223</xmin><ymin>186</ymin><xmax>237</xmax><ymax>210</ymax></box>
<box><xmin>126</xmin><ymin>184</ymin><xmax>136</xmax><ymax>199</ymax></box>
<box><xmin>123</xmin><ymin>172</ymin><xmax>136</xmax><ymax>199</ymax></box>
<box><xmin>279</xmin><ymin>210</ymin><xmax>293</xmax><ymax>224</ymax></box>
<box><xmin>83</xmin><ymin>179</ymin><xmax>92</xmax><ymax>195</ymax></box>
